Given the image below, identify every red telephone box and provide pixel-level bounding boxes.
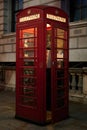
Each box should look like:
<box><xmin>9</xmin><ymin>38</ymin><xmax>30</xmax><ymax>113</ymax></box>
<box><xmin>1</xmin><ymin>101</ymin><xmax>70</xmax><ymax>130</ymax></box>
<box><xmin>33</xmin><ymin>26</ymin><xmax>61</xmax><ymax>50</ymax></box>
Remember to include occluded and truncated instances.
<box><xmin>16</xmin><ymin>5</ymin><xmax>69</xmax><ymax>124</ymax></box>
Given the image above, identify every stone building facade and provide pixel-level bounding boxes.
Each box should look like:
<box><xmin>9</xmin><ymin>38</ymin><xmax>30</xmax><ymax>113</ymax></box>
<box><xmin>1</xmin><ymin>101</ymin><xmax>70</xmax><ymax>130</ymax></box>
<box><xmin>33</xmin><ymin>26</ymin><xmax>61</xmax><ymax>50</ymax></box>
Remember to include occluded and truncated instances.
<box><xmin>0</xmin><ymin>0</ymin><xmax>69</xmax><ymax>90</ymax></box>
<box><xmin>0</xmin><ymin>0</ymin><xmax>87</xmax><ymax>103</ymax></box>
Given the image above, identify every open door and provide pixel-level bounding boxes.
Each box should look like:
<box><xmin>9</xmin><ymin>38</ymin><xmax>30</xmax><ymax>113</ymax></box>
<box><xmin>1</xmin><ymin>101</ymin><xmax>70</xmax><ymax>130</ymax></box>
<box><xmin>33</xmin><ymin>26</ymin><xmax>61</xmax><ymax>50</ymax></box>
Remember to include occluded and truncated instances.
<box><xmin>52</xmin><ymin>25</ymin><xmax>69</xmax><ymax>123</ymax></box>
<box><xmin>45</xmin><ymin>23</ymin><xmax>69</xmax><ymax>123</ymax></box>
<box><xmin>46</xmin><ymin>23</ymin><xmax>52</xmax><ymax>122</ymax></box>
<box><xmin>45</xmin><ymin>6</ymin><xmax>69</xmax><ymax>124</ymax></box>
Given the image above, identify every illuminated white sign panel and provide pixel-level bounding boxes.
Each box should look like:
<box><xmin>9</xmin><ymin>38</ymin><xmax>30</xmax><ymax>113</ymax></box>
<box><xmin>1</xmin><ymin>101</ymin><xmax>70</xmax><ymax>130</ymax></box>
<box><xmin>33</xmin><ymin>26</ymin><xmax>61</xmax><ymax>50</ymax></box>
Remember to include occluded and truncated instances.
<box><xmin>19</xmin><ymin>14</ymin><xmax>40</xmax><ymax>22</ymax></box>
<box><xmin>46</xmin><ymin>14</ymin><xmax>66</xmax><ymax>23</ymax></box>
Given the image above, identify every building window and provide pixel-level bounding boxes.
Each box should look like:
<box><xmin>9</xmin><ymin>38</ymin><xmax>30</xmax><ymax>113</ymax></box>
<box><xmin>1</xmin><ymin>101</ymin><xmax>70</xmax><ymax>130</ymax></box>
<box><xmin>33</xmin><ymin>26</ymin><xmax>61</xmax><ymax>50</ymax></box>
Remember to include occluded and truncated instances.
<box><xmin>11</xmin><ymin>0</ymin><xmax>23</xmax><ymax>32</ymax></box>
<box><xmin>4</xmin><ymin>0</ymin><xmax>23</xmax><ymax>33</ymax></box>
<box><xmin>70</xmin><ymin>0</ymin><xmax>87</xmax><ymax>22</ymax></box>
<box><xmin>61</xmin><ymin>0</ymin><xmax>70</xmax><ymax>15</ymax></box>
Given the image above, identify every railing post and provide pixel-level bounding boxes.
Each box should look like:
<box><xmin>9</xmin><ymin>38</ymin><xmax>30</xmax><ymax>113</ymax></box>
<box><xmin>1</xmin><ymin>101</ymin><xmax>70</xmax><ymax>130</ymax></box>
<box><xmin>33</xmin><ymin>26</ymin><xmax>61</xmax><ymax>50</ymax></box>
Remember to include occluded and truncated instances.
<box><xmin>83</xmin><ymin>67</ymin><xmax>87</xmax><ymax>95</ymax></box>
<box><xmin>70</xmin><ymin>73</ymin><xmax>76</xmax><ymax>92</ymax></box>
<box><xmin>77</xmin><ymin>73</ymin><xmax>83</xmax><ymax>94</ymax></box>
<box><xmin>75</xmin><ymin>73</ymin><xmax>79</xmax><ymax>90</ymax></box>
<box><xmin>0</xmin><ymin>65</ymin><xmax>5</xmax><ymax>91</ymax></box>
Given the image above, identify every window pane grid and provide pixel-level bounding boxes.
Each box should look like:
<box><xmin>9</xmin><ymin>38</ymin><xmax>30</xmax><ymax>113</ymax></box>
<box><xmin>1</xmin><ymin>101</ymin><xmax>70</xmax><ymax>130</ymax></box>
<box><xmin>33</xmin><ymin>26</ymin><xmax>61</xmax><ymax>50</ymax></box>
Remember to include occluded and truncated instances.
<box><xmin>11</xmin><ymin>0</ymin><xmax>23</xmax><ymax>32</ymax></box>
<box><xmin>70</xmin><ymin>0</ymin><xmax>87</xmax><ymax>21</ymax></box>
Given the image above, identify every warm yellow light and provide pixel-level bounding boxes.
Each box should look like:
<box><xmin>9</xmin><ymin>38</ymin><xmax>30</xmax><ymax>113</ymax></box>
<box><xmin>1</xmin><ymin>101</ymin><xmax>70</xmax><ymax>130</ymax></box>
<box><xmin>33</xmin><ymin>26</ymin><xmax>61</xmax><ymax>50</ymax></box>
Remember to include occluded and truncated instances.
<box><xmin>46</xmin><ymin>14</ymin><xmax>66</xmax><ymax>23</ymax></box>
<box><xmin>19</xmin><ymin>14</ymin><xmax>40</xmax><ymax>22</ymax></box>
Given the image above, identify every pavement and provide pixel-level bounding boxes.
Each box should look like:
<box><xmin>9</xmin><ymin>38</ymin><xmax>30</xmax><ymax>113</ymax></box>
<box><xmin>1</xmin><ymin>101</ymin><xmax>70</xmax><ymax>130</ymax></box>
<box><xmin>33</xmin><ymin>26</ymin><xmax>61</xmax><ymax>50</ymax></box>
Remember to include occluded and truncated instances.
<box><xmin>0</xmin><ymin>90</ymin><xmax>87</xmax><ymax>130</ymax></box>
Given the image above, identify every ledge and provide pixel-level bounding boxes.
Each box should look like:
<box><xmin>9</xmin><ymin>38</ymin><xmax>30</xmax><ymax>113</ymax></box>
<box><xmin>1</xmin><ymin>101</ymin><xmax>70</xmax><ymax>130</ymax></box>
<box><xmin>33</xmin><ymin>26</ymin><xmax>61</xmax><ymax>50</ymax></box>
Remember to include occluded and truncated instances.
<box><xmin>1</xmin><ymin>32</ymin><xmax>16</xmax><ymax>38</ymax></box>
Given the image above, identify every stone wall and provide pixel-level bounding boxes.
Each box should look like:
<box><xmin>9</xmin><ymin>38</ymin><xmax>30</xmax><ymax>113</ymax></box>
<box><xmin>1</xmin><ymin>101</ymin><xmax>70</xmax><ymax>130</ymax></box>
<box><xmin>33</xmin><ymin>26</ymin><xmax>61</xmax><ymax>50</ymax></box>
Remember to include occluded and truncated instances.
<box><xmin>69</xmin><ymin>21</ymin><xmax>87</xmax><ymax>62</ymax></box>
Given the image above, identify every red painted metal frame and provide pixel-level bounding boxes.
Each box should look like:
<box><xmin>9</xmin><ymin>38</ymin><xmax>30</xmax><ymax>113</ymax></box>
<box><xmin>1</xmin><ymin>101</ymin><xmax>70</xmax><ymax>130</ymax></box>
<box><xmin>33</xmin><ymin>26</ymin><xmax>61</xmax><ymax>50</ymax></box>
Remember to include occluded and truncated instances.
<box><xmin>52</xmin><ymin>24</ymin><xmax>69</xmax><ymax>123</ymax></box>
<box><xmin>16</xmin><ymin>5</ymin><xmax>69</xmax><ymax>124</ymax></box>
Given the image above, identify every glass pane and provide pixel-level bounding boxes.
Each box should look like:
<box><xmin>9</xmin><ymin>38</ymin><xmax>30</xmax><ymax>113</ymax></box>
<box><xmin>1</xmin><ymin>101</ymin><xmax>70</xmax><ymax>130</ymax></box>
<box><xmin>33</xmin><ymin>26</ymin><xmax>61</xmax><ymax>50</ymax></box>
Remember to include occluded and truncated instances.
<box><xmin>57</xmin><ymin>89</ymin><xmax>64</xmax><ymax>98</ymax></box>
<box><xmin>15</xmin><ymin>0</ymin><xmax>19</xmax><ymax>11</ymax></box>
<box><xmin>15</xmin><ymin>0</ymin><xmax>23</xmax><ymax>11</ymax></box>
<box><xmin>46</xmin><ymin>24</ymin><xmax>51</xmax><ymax>111</ymax></box>
<box><xmin>76</xmin><ymin>0</ymin><xmax>81</xmax><ymax>6</ymax></box>
<box><xmin>82</xmin><ymin>0</ymin><xmax>87</xmax><ymax>5</ymax></box>
<box><xmin>46</xmin><ymin>24</ymin><xmax>51</xmax><ymax>49</ymax></box>
<box><xmin>46</xmin><ymin>24</ymin><xmax>51</xmax><ymax>68</ymax></box>
<box><xmin>22</xmin><ymin>97</ymin><xmax>36</xmax><ymax>106</ymax></box>
<box><xmin>57</xmin><ymin>79</ymin><xmax>64</xmax><ymax>88</ymax></box>
<box><xmin>74</xmin><ymin>9</ymin><xmax>81</xmax><ymax>21</ymax></box>
<box><xmin>24</xmin><ymin>38</ymin><xmax>34</xmax><ymax>48</ymax></box>
<box><xmin>57</xmin><ymin>60</ymin><xmax>64</xmax><ymax>68</ymax></box>
<box><xmin>57</xmin><ymin>49</ymin><xmax>64</xmax><ymax>68</ymax></box>
<box><xmin>56</xmin><ymin>98</ymin><xmax>64</xmax><ymax>108</ymax></box>
<box><xmin>23</xmin><ymin>87</ymin><xmax>35</xmax><ymax>96</ymax></box>
<box><xmin>82</xmin><ymin>8</ymin><xmax>87</xmax><ymax>19</ymax></box>
<box><xmin>57</xmin><ymin>29</ymin><xmax>65</xmax><ymax>39</ymax></box>
<box><xmin>24</xmin><ymin>50</ymin><xmax>34</xmax><ymax>57</ymax></box>
<box><xmin>24</xmin><ymin>59</ymin><xmax>34</xmax><ymax>66</ymax></box>
<box><xmin>57</xmin><ymin>70</ymin><xmax>64</xmax><ymax>78</ymax></box>
<box><xmin>19</xmin><ymin>0</ymin><xmax>23</xmax><ymax>9</ymax></box>
<box><xmin>23</xmin><ymin>28</ymin><xmax>34</xmax><ymax>38</ymax></box>
<box><xmin>57</xmin><ymin>49</ymin><xmax>63</xmax><ymax>58</ymax></box>
<box><xmin>24</xmin><ymin>68</ymin><xmax>35</xmax><ymax>75</ymax></box>
<box><xmin>46</xmin><ymin>50</ymin><xmax>51</xmax><ymax>68</ymax></box>
<box><xmin>57</xmin><ymin>39</ymin><xmax>64</xmax><ymax>48</ymax></box>
<box><xmin>23</xmin><ymin>77</ymin><xmax>35</xmax><ymax>86</ymax></box>
<box><xmin>20</xmin><ymin>28</ymin><xmax>37</xmax><ymax>48</ymax></box>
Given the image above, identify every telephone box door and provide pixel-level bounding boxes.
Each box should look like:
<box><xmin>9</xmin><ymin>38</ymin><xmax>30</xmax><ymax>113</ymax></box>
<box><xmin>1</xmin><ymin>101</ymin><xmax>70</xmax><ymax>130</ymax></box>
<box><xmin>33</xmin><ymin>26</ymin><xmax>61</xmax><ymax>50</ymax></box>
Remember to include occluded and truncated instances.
<box><xmin>16</xmin><ymin>24</ymin><xmax>45</xmax><ymax>124</ymax></box>
<box><xmin>51</xmin><ymin>24</ymin><xmax>69</xmax><ymax>123</ymax></box>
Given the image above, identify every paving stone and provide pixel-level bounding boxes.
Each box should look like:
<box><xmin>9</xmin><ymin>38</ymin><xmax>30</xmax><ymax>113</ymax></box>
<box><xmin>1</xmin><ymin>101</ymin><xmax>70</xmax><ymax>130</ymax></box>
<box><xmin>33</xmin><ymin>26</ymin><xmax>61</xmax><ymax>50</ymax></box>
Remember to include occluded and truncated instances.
<box><xmin>0</xmin><ymin>91</ymin><xmax>87</xmax><ymax>130</ymax></box>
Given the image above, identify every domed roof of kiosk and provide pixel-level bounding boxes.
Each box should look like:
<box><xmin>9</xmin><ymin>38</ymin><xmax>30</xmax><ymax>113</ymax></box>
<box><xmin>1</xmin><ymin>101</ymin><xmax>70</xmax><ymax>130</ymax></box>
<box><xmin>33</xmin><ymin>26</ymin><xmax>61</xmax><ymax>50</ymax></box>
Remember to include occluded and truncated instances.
<box><xmin>24</xmin><ymin>5</ymin><xmax>68</xmax><ymax>16</ymax></box>
<box><xmin>26</xmin><ymin>5</ymin><xmax>63</xmax><ymax>11</ymax></box>
<box><xmin>17</xmin><ymin>5</ymin><xmax>68</xmax><ymax>22</ymax></box>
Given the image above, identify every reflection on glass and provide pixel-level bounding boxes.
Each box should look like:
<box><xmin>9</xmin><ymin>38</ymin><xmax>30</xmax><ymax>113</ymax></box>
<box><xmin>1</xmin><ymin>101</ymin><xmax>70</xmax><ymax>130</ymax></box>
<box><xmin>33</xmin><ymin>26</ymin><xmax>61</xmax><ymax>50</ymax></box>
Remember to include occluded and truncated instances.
<box><xmin>57</xmin><ymin>49</ymin><xmax>63</xmax><ymax>58</ymax></box>
<box><xmin>57</xmin><ymin>60</ymin><xmax>64</xmax><ymax>68</ymax></box>
<box><xmin>24</xmin><ymin>60</ymin><xmax>34</xmax><ymax>66</ymax></box>
<box><xmin>46</xmin><ymin>24</ymin><xmax>51</xmax><ymax>68</ymax></box>
<box><xmin>57</xmin><ymin>29</ymin><xmax>65</xmax><ymax>38</ymax></box>
<box><xmin>46</xmin><ymin>30</ymin><xmax>51</xmax><ymax>49</ymax></box>
<box><xmin>57</xmin><ymin>39</ymin><xmax>64</xmax><ymax>48</ymax></box>
<box><xmin>46</xmin><ymin>50</ymin><xmax>51</xmax><ymax>68</ymax></box>
<box><xmin>20</xmin><ymin>27</ymin><xmax>37</xmax><ymax>48</ymax></box>
<box><xmin>23</xmin><ymin>28</ymin><xmax>34</xmax><ymax>38</ymax></box>
<box><xmin>24</xmin><ymin>50</ymin><xmax>34</xmax><ymax>57</ymax></box>
<box><xmin>24</xmin><ymin>38</ymin><xmax>34</xmax><ymax>48</ymax></box>
<box><xmin>23</xmin><ymin>77</ymin><xmax>35</xmax><ymax>86</ymax></box>
<box><xmin>23</xmin><ymin>87</ymin><xmax>34</xmax><ymax>96</ymax></box>
<box><xmin>57</xmin><ymin>49</ymin><xmax>63</xmax><ymax>68</ymax></box>
<box><xmin>24</xmin><ymin>68</ymin><xmax>35</xmax><ymax>75</ymax></box>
